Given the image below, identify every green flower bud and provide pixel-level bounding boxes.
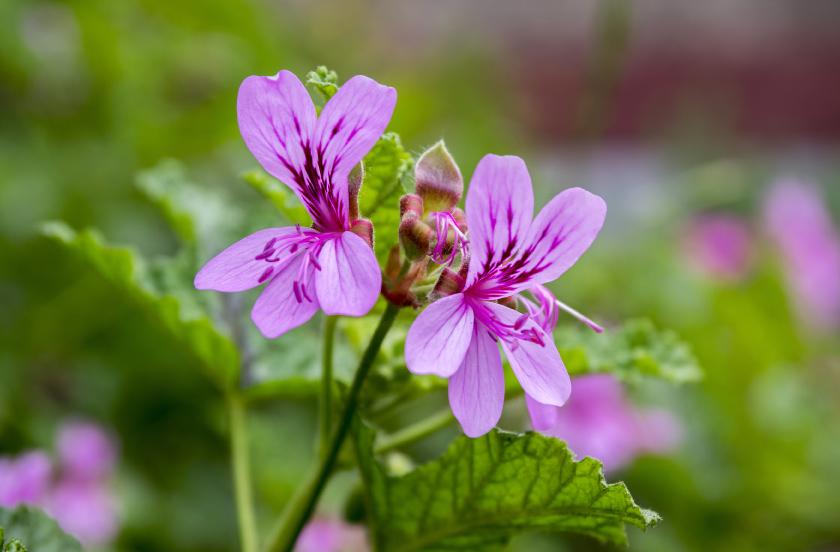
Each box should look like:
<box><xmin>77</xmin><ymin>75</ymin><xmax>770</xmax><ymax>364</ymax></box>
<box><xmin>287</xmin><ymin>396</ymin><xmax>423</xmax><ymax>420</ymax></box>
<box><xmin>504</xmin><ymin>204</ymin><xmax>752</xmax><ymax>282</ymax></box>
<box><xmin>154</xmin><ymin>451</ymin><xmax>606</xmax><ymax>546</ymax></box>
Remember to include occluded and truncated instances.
<box><xmin>348</xmin><ymin>162</ymin><xmax>364</xmax><ymax>221</ymax></box>
<box><xmin>415</xmin><ymin>141</ymin><xmax>463</xmax><ymax>214</ymax></box>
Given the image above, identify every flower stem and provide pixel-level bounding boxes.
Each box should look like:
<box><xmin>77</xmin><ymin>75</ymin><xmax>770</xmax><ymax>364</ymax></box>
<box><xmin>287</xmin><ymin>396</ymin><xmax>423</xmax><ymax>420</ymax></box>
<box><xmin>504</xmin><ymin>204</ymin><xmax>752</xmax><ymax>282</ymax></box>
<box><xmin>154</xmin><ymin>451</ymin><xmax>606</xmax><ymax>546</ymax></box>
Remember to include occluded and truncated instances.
<box><xmin>265</xmin><ymin>302</ymin><xmax>400</xmax><ymax>552</ymax></box>
<box><xmin>319</xmin><ymin>316</ymin><xmax>338</xmax><ymax>456</ymax></box>
<box><xmin>229</xmin><ymin>393</ymin><xmax>258</xmax><ymax>552</ymax></box>
<box><xmin>375</xmin><ymin>409</ymin><xmax>455</xmax><ymax>455</ymax></box>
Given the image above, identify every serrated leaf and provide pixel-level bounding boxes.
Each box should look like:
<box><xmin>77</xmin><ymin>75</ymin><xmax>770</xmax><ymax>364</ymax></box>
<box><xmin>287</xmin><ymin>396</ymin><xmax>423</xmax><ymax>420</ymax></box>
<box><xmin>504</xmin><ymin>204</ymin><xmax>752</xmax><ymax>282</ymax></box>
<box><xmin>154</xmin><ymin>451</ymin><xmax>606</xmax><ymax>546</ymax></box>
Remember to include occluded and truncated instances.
<box><xmin>241</xmin><ymin>169</ymin><xmax>311</xmax><ymax>226</ymax></box>
<box><xmin>360</xmin><ymin>133</ymin><xmax>414</xmax><ymax>263</ymax></box>
<box><xmin>0</xmin><ymin>507</ymin><xmax>81</xmax><ymax>552</ymax></box>
<box><xmin>41</xmin><ymin>221</ymin><xmax>240</xmax><ymax>389</ymax></box>
<box><xmin>354</xmin><ymin>423</ymin><xmax>658</xmax><ymax>551</ymax></box>
<box><xmin>306</xmin><ymin>65</ymin><xmax>339</xmax><ymax>107</ymax></box>
<box><xmin>556</xmin><ymin>319</ymin><xmax>702</xmax><ymax>383</ymax></box>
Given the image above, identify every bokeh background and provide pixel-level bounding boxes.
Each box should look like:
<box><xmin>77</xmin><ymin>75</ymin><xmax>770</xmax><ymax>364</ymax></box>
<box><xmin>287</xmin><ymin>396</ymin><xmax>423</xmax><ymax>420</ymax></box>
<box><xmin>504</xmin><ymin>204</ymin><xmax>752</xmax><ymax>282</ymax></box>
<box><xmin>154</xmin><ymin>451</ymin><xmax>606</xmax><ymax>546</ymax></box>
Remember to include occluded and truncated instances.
<box><xmin>2</xmin><ymin>0</ymin><xmax>840</xmax><ymax>550</ymax></box>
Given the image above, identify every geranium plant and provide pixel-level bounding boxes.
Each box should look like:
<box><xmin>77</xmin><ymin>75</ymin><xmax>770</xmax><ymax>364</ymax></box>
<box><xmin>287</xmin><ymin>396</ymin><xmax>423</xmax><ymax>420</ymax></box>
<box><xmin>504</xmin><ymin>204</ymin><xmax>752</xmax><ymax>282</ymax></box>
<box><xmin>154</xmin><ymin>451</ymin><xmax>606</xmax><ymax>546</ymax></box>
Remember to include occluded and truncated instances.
<box><xmin>29</xmin><ymin>66</ymin><xmax>701</xmax><ymax>552</ymax></box>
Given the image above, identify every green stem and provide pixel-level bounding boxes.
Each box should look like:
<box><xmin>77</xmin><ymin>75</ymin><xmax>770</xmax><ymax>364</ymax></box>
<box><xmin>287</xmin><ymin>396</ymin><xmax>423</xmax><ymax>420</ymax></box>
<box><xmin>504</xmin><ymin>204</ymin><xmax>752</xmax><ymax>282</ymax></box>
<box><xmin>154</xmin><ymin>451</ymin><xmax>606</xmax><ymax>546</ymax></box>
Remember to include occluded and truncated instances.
<box><xmin>265</xmin><ymin>302</ymin><xmax>401</xmax><ymax>552</ymax></box>
<box><xmin>319</xmin><ymin>316</ymin><xmax>338</xmax><ymax>456</ymax></box>
<box><xmin>229</xmin><ymin>394</ymin><xmax>258</xmax><ymax>552</ymax></box>
<box><xmin>375</xmin><ymin>409</ymin><xmax>455</xmax><ymax>455</ymax></box>
<box><xmin>374</xmin><ymin>387</ymin><xmax>527</xmax><ymax>454</ymax></box>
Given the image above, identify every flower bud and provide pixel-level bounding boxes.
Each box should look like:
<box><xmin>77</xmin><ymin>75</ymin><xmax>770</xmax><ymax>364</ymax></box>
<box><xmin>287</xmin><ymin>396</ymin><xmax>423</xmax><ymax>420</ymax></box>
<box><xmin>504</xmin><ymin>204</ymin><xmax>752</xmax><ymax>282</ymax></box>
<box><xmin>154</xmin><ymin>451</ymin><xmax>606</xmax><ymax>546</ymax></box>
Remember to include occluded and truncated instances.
<box><xmin>431</xmin><ymin>267</ymin><xmax>465</xmax><ymax>298</ymax></box>
<box><xmin>349</xmin><ymin>218</ymin><xmax>374</xmax><ymax>248</ymax></box>
<box><xmin>348</xmin><ymin>163</ymin><xmax>364</xmax><ymax>221</ymax></box>
<box><xmin>399</xmin><ymin>193</ymin><xmax>423</xmax><ymax>219</ymax></box>
<box><xmin>415</xmin><ymin>141</ymin><xmax>463</xmax><ymax>214</ymax></box>
<box><xmin>399</xmin><ymin>215</ymin><xmax>433</xmax><ymax>261</ymax></box>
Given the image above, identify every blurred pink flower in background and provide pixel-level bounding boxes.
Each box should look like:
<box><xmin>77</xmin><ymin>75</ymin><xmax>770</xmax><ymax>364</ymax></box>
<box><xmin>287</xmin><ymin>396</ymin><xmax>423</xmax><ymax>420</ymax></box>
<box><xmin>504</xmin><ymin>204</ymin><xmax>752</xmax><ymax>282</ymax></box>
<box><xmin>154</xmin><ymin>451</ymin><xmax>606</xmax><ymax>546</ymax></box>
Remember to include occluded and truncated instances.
<box><xmin>47</xmin><ymin>479</ymin><xmax>118</xmax><ymax>547</ymax></box>
<box><xmin>56</xmin><ymin>421</ymin><xmax>117</xmax><ymax>481</ymax></box>
<box><xmin>0</xmin><ymin>451</ymin><xmax>51</xmax><ymax>507</ymax></box>
<box><xmin>296</xmin><ymin>517</ymin><xmax>368</xmax><ymax>552</ymax></box>
<box><xmin>0</xmin><ymin>420</ymin><xmax>119</xmax><ymax>547</ymax></box>
<box><xmin>764</xmin><ymin>180</ymin><xmax>840</xmax><ymax>330</ymax></box>
<box><xmin>528</xmin><ymin>374</ymin><xmax>681</xmax><ymax>473</ymax></box>
<box><xmin>683</xmin><ymin>215</ymin><xmax>753</xmax><ymax>281</ymax></box>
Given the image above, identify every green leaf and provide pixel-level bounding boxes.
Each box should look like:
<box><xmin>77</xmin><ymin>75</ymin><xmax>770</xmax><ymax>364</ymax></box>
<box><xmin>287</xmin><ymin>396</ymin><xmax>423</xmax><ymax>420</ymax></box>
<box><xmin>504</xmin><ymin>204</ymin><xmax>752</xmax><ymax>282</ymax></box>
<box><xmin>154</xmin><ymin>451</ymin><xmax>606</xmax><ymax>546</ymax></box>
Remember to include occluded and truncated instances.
<box><xmin>5</xmin><ymin>539</ymin><xmax>26</xmax><ymax>552</ymax></box>
<box><xmin>354</xmin><ymin>423</ymin><xmax>659</xmax><ymax>551</ymax></box>
<box><xmin>41</xmin><ymin>221</ymin><xmax>240</xmax><ymax>389</ymax></box>
<box><xmin>556</xmin><ymin>318</ymin><xmax>702</xmax><ymax>384</ymax></box>
<box><xmin>0</xmin><ymin>507</ymin><xmax>81</xmax><ymax>552</ymax></box>
<box><xmin>359</xmin><ymin>132</ymin><xmax>414</xmax><ymax>263</ymax></box>
<box><xmin>306</xmin><ymin>65</ymin><xmax>339</xmax><ymax>106</ymax></box>
<box><xmin>241</xmin><ymin>169</ymin><xmax>311</xmax><ymax>226</ymax></box>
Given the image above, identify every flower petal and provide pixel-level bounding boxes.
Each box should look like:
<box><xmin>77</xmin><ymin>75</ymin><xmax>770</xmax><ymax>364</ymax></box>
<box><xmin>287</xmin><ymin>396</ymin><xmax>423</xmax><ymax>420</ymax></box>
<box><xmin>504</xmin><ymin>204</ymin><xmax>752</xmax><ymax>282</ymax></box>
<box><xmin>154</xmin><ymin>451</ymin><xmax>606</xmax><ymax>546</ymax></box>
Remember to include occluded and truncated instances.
<box><xmin>525</xmin><ymin>393</ymin><xmax>560</xmax><ymax>432</ymax></box>
<box><xmin>405</xmin><ymin>293</ymin><xmax>475</xmax><ymax>377</ymax></box>
<box><xmin>194</xmin><ymin>227</ymin><xmax>298</xmax><ymax>292</ymax></box>
<box><xmin>237</xmin><ymin>71</ymin><xmax>317</xmax><ymax>198</ymax></box>
<box><xmin>314</xmin><ymin>231</ymin><xmax>382</xmax><ymax>316</ymax></box>
<box><xmin>314</xmin><ymin>75</ymin><xmax>397</xmax><ymax>209</ymax></box>
<box><xmin>521</xmin><ymin>187</ymin><xmax>606</xmax><ymax>286</ymax></box>
<box><xmin>448</xmin><ymin>324</ymin><xmax>504</xmax><ymax>437</ymax></box>
<box><xmin>465</xmin><ymin>155</ymin><xmax>534</xmax><ymax>286</ymax></box>
<box><xmin>487</xmin><ymin>302</ymin><xmax>571</xmax><ymax>406</ymax></box>
<box><xmin>251</xmin><ymin>253</ymin><xmax>320</xmax><ymax>338</ymax></box>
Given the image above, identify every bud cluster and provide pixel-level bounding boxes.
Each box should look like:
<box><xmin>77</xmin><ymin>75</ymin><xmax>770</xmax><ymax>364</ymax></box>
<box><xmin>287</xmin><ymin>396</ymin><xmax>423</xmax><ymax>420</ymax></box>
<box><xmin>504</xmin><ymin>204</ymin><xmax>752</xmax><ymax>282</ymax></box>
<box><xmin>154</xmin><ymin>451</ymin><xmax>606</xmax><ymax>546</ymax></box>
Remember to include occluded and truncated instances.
<box><xmin>385</xmin><ymin>141</ymin><xmax>472</xmax><ymax>307</ymax></box>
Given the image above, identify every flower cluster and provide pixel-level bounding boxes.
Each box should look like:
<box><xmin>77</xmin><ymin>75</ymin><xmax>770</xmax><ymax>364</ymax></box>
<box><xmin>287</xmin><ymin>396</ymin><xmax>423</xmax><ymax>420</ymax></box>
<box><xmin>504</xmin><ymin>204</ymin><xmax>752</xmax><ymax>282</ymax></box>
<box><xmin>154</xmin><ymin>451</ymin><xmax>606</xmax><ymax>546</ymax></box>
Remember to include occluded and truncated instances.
<box><xmin>195</xmin><ymin>69</ymin><xmax>611</xmax><ymax>441</ymax></box>
<box><xmin>0</xmin><ymin>420</ymin><xmax>118</xmax><ymax>547</ymax></box>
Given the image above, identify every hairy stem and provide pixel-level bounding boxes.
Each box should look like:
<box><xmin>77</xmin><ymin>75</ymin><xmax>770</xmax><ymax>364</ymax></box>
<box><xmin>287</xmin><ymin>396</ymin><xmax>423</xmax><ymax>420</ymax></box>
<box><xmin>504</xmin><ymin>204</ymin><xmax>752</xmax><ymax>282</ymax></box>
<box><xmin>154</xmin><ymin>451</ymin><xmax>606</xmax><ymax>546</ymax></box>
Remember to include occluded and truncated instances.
<box><xmin>265</xmin><ymin>302</ymin><xmax>400</xmax><ymax>552</ymax></box>
<box><xmin>319</xmin><ymin>316</ymin><xmax>338</xmax><ymax>456</ymax></box>
<box><xmin>229</xmin><ymin>394</ymin><xmax>258</xmax><ymax>552</ymax></box>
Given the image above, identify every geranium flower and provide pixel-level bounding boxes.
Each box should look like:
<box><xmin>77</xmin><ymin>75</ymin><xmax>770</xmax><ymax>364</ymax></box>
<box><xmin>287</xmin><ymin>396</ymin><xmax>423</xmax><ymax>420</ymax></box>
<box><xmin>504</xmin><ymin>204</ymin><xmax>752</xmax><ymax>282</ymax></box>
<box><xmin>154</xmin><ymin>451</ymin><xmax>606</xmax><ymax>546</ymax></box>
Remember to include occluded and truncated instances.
<box><xmin>528</xmin><ymin>374</ymin><xmax>681</xmax><ymax>473</ymax></box>
<box><xmin>764</xmin><ymin>180</ymin><xmax>840</xmax><ymax>330</ymax></box>
<box><xmin>195</xmin><ymin>70</ymin><xmax>396</xmax><ymax>337</ymax></box>
<box><xmin>405</xmin><ymin>154</ymin><xmax>606</xmax><ymax>437</ymax></box>
<box><xmin>296</xmin><ymin>517</ymin><xmax>368</xmax><ymax>552</ymax></box>
<box><xmin>0</xmin><ymin>451</ymin><xmax>51</xmax><ymax>507</ymax></box>
<box><xmin>683</xmin><ymin>215</ymin><xmax>753</xmax><ymax>281</ymax></box>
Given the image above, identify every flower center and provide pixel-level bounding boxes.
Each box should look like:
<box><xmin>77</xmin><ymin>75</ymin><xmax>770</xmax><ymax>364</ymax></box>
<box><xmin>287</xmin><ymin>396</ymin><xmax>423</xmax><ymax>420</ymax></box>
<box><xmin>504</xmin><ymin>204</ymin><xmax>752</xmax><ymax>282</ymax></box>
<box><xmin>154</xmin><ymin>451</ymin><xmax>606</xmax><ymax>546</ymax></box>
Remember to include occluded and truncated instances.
<box><xmin>254</xmin><ymin>226</ymin><xmax>326</xmax><ymax>303</ymax></box>
<box><xmin>469</xmin><ymin>298</ymin><xmax>546</xmax><ymax>350</ymax></box>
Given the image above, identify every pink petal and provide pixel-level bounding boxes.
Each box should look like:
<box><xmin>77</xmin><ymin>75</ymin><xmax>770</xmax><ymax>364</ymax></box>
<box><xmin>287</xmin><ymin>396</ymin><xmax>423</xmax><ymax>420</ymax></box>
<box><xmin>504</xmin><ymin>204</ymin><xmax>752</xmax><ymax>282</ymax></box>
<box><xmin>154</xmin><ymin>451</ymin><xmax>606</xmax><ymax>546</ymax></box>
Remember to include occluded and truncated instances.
<box><xmin>405</xmin><ymin>294</ymin><xmax>475</xmax><ymax>377</ymax></box>
<box><xmin>448</xmin><ymin>325</ymin><xmax>505</xmax><ymax>438</ymax></box>
<box><xmin>237</xmin><ymin>71</ymin><xmax>317</xmax><ymax>200</ymax></box>
<box><xmin>314</xmin><ymin>231</ymin><xmax>382</xmax><ymax>316</ymax></box>
<box><xmin>251</xmin><ymin>253</ymin><xmax>320</xmax><ymax>338</ymax></box>
<box><xmin>314</xmin><ymin>75</ymin><xmax>397</xmax><ymax>215</ymax></box>
<box><xmin>465</xmin><ymin>155</ymin><xmax>534</xmax><ymax>286</ymax></box>
<box><xmin>487</xmin><ymin>302</ymin><xmax>571</xmax><ymax>406</ymax></box>
<box><xmin>522</xmin><ymin>187</ymin><xmax>606</xmax><ymax>286</ymax></box>
<box><xmin>195</xmin><ymin>227</ymin><xmax>298</xmax><ymax>292</ymax></box>
<box><xmin>525</xmin><ymin>393</ymin><xmax>560</xmax><ymax>432</ymax></box>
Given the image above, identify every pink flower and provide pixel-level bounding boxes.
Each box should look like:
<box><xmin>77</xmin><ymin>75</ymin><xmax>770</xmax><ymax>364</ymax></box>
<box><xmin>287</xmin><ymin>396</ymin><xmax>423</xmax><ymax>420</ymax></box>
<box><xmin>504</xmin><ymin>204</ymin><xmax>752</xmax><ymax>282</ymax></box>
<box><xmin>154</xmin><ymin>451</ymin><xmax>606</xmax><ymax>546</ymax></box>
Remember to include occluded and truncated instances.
<box><xmin>296</xmin><ymin>517</ymin><xmax>368</xmax><ymax>552</ymax></box>
<box><xmin>764</xmin><ymin>180</ymin><xmax>840</xmax><ymax>330</ymax></box>
<box><xmin>683</xmin><ymin>215</ymin><xmax>753</xmax><ymax>281</ymax></box>
<box><xmin>528</xmin><ymin>374</ymin><xmax>681</xmax><ymax>472</ymax></box>
<box><xmin>0</xmin><ymin>451</ymin><xmax>51</xmax><ymax>507</ymax></box>
<box><xmin>405</xmin><ymin>155</ymin><xmax>606</xmax><ymax>437</ymax></box>
<box><xmin>57</xmin><ymin>421</ymin><xmax>117</xmax><ymax>482</ymax></box>
<box><xmin>195</xmin><ymin>70</ymin><xmax>396</xmax><ymax>337</ymax></box>
<box><xmin>46</xmin><ymin>480</ymin><xmax>118</xmax><ymax>547</ymax></box>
